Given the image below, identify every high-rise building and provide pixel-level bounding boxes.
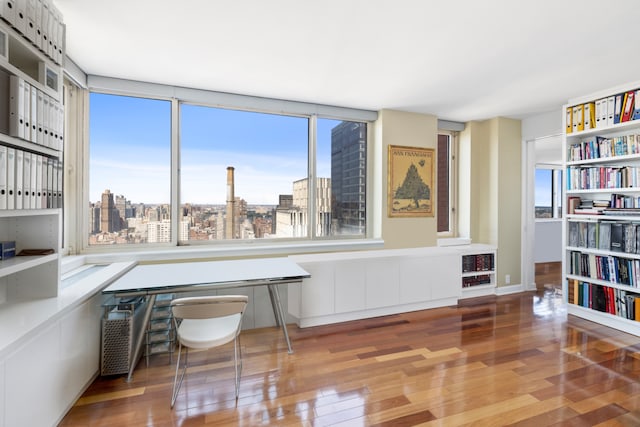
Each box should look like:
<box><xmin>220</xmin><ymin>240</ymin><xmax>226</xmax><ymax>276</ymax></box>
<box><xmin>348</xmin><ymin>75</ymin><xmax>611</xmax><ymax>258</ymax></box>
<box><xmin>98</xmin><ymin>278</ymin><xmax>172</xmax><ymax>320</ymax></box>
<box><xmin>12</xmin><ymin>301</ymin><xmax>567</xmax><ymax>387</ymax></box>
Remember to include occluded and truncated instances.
<box><xmin>331</xmin><ymin>121</ymin><xmax>367</xmax><ymax>235</ymax></box>
<box><xmin>100</xmin><ymin>189</ymin><xmax>121</xmax><ymax>233</ymax></box>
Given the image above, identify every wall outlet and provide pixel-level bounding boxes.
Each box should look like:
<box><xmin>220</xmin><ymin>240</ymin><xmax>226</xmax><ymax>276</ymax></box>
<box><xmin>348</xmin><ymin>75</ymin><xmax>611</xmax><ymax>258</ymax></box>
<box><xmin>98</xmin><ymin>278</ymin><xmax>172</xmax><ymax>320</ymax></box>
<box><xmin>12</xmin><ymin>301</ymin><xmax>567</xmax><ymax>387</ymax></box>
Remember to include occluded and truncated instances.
<box><xmin>505</xmin><ymin>274</ymin><xmax>511</xmax><ymax>284</ymax></box>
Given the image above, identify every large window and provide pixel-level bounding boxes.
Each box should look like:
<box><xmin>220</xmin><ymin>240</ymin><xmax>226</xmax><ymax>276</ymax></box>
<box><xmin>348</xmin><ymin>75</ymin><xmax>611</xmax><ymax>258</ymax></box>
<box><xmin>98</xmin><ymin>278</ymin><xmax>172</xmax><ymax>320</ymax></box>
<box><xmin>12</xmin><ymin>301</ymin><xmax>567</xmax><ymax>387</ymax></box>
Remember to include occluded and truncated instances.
<box><xmin>88</xmin><ymin>93</ymin><xmax>171</xmax><ymax>245</ymax></box>
<box><xmin>87</xmin><ymin>93</ymin><xmax>368</xmax><ymax>247</ymax></box>
<box><xmin>180</xmin><ymin>105</ymin><xmax>308</xmax><ymax>241</ymax></box>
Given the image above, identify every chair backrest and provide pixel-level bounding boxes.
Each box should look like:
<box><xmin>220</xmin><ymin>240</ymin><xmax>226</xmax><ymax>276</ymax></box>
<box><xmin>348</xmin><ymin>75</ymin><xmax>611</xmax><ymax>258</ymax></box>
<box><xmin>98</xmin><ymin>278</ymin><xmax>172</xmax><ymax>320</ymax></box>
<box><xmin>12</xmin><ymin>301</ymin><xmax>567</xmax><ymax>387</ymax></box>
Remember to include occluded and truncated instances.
<box><xmin>171</xmin><ymin>295</ymin><xmax>248</xmax><ymax>320</ymax></box>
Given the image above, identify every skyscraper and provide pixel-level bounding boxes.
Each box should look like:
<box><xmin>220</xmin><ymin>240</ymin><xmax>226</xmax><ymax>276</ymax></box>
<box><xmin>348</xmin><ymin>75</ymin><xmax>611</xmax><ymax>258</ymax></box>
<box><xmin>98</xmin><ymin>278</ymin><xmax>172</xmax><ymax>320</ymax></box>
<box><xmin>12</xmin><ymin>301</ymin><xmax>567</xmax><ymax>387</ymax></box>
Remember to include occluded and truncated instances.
<box><xmin>331</xmin><ymin>121</ymin><xmax>367</xmax><ymax>235</ymax></box>
<box><xmin>100</xmin><ymin>189</ymin><xmax>121</xmax><ymax>233</ymax></box>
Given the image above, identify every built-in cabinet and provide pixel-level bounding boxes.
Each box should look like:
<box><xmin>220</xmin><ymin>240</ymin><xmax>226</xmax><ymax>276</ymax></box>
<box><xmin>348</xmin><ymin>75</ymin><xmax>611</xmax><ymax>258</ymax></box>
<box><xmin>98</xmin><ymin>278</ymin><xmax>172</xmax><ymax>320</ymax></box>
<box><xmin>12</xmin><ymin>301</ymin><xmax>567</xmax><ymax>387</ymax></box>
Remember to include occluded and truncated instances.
<box><xmin>288</xmin><ymin>244</ymin><xmax>497</xmax><ymax>328</ymax></box>
<box><xmin>563</xmin><ymin>80</ymin><xmax>640</xmax><ymax>336</ymax></box>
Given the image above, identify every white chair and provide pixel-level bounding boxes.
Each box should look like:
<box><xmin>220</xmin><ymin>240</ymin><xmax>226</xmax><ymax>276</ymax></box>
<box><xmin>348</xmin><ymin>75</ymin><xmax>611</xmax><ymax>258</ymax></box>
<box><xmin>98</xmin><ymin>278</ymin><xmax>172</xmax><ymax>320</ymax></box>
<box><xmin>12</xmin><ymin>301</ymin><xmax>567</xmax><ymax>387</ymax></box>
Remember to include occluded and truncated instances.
<box><xmin>170</xmin><ymin>295</ymin><xmax>248</xmax><ymax>408</ymax></box>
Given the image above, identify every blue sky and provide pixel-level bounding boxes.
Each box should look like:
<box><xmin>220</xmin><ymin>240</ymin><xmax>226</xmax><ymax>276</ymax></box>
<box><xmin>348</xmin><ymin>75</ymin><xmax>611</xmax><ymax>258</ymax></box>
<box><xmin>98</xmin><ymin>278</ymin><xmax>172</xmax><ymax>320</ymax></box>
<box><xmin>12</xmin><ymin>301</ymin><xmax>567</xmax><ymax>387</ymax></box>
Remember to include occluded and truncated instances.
<box><xmin>90</xmin><ymin>93</ymin><xmax>339</xmax><ymax>205</ymax></box>
<box><xmin>534</xmin><ymin>169</ymin><xmax>552</xmax><ymax>207</ymax></box>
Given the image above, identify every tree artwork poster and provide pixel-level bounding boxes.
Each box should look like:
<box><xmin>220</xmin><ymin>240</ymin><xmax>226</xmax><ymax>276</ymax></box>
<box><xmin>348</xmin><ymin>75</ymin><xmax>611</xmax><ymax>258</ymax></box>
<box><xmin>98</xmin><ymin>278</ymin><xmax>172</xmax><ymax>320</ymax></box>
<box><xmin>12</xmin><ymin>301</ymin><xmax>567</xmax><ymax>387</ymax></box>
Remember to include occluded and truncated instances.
<box><xmin>387</xmin><ymin>145</ymin><xmax>435</xmax><ymax>217</ymax></box>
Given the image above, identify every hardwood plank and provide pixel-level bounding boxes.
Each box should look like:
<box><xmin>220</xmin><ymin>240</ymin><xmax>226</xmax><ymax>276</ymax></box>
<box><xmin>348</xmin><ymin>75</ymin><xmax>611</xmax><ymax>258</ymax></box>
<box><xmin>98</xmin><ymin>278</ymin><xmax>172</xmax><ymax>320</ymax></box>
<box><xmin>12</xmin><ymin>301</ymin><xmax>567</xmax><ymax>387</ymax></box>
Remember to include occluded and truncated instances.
<box><xmin>59</xmin><ymin>289</ymin><xmax>640</xmax><ymax>426</ymax></box>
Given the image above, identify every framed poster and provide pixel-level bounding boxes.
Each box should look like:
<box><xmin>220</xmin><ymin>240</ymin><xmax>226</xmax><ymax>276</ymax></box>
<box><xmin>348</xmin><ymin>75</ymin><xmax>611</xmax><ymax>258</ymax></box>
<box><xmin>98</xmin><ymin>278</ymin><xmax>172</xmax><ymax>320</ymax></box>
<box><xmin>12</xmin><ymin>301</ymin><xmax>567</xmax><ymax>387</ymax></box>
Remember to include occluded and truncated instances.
<box><xmin>387</xmin><ymin>145</ymin><xmax>435</xmax><ymax>217</ymax></box>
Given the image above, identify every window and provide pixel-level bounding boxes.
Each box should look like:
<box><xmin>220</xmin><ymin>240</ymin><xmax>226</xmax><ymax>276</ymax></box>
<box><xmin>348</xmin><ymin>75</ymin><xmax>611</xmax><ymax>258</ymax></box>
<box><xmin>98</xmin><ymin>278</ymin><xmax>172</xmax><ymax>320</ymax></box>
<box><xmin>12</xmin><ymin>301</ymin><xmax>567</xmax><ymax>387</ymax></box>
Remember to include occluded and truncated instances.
<box><xmin>87</xmin><ymin>92</ymin><xmax>369</xmax><ymax>248</ymax></box>
<box><xmin>437</xmin><ymin>132</ymin><xmax>456</xmax><ymax>234</ymax></box>
<box><xmin>88</xmin><ymin>93</ymin><xmax>171</xmax><ymax>245</ymax></box>
<box><xmin>180</xmin><ymin>105</ymin><xmax>308</xmax><ymax>241</ymax></box>
<box><xmin>535</xmin><ymin>168</ymin><xmax>562</xmax><ymax>219</ymax></box>
<box><xmin>318</xmin><ymin>118</ymin><xmax>367</xmax><ymax>237</ymax></box>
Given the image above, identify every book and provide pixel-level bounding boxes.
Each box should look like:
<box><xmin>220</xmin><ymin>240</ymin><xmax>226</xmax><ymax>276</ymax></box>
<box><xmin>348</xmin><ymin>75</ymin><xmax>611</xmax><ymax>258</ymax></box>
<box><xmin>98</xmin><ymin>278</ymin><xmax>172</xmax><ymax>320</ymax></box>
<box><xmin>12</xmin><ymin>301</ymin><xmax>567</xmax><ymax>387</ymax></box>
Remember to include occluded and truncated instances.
<box><xmin>598</xmin><ymin>221</ymin><xmax>612</xmax><ymax>250</ymax></box>
<box><xmin>567</xmin><ymin>196</ymin><xmax>581</xmax><ymax>215</ymax></box>
<box><xmin>610</xmin><ymin>222</ymin><xmax>624</xmax><ymax>252</ymax></box>
<box><xmin>621</xmin><ymin>91</ymin><xmax>635</xmax><ymax>122</ymax></box>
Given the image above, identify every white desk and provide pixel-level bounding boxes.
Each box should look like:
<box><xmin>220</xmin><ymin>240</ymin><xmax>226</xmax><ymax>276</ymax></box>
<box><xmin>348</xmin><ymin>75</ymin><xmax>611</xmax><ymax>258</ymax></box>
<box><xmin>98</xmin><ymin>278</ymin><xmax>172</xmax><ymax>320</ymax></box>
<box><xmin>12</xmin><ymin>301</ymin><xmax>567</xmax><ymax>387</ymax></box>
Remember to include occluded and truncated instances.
<box><xmin>103</xmin><ymin>257</ymin><xmax>310</xmax><ymax>380</ymax></box>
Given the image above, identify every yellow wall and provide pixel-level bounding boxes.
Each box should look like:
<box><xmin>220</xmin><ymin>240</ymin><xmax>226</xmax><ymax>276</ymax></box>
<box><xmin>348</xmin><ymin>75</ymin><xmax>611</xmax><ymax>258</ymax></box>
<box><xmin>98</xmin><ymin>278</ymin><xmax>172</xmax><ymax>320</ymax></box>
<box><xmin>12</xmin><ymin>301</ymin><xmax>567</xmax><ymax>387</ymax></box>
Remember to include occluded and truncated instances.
<box><xmin>459</xmin><ymin>117</ymin><xmax>522</xmax><ymax>286</ymax></box>
<box><xmin>495</xmin><ymin>118</ymin><xmax>522</xmax><ymax>287</ymax></box>
<box><xmin>377</xmin><ymin>109</ymin><xmax>438</xmax><ymax>249</ymax></box>
<box><xmin>374</xmin><ymin>111</ymin><xmax>522</xmax><ymax>286</ymax></box>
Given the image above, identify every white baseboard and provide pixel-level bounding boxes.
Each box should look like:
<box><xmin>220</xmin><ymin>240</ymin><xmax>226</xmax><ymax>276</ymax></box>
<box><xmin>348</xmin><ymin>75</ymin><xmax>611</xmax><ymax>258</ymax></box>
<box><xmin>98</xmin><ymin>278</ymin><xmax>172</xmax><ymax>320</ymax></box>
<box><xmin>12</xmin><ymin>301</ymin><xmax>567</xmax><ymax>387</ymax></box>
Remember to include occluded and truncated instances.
<box><xmin>495</xmin><ymin>283</ymin><xmax>526</xmax><ymax>295</ymax></box>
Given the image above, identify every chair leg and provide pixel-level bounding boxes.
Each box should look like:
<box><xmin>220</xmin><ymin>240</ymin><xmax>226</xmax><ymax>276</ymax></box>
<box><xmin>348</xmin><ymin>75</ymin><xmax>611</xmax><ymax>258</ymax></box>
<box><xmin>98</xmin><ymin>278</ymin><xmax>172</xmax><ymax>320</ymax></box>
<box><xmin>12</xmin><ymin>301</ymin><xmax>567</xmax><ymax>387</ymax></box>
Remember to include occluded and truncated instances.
<box><xmin>234</xmin><ymin>335</ymin><xmax>242</xmax><ymax>399</ymax></box>
<box><xmin>171</xmin><ymin>343</ymin><xmax>188</xmax><ymax>408</ymax></box>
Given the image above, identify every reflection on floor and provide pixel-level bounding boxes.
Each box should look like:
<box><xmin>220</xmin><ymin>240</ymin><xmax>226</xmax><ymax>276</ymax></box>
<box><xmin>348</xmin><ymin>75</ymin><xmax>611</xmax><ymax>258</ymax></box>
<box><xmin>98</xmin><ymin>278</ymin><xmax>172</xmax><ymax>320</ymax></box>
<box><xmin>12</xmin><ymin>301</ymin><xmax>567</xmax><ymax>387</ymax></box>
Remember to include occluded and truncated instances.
<box><xmin>60</xmin><ymin>289</ymin><xmax>640</xmax><ymax>427</ymax></box>
<box><xmin>536</xmin><ymin>261</ymin><xmax>562</xmax><ymax>292</ymax></box>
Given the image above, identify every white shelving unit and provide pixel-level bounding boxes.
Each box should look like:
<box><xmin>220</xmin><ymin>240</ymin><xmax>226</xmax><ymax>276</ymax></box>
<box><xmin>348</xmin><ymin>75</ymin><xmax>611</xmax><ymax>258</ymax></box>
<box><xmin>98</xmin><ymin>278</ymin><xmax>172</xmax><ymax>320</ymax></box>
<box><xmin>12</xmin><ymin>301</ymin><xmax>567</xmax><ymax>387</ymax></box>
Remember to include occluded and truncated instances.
<box><xmin>456</xmin><ymin>244</ymin><xmax>496</xmax><ymax>298</ymax></box>
<box><xmin>0</xmin><ymin>14</ymin><xmax>63</xmax><ymax>306</ymax></box>
<box><xmin>563</xmin><ymin>80</ymin><xmax>640</xmax><ymax>336</ymax></box>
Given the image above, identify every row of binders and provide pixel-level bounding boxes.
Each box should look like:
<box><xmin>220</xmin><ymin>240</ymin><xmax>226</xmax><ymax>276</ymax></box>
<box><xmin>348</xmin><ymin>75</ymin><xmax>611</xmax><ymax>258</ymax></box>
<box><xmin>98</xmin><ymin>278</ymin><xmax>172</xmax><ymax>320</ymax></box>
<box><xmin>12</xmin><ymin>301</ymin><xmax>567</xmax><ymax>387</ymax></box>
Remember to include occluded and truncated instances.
<box><xmin>567</xmin><ymin>134</ymin><xmax>640</xmax><ymax>162</ymax></box>
<box><xmin>8</xmin><ymin>74</ymin><xmax>63</xmax><ymax>151</ymax></box>
<box><xmin>0</xmin><ymin>0</ymin><xmax>64</xmax><ymax>65</ymax></box>
<box><xmin>0</xmin><ymin>145</ymin><xmax>62</xmax><ymax>209</ymax></box>
<box><xmin>568</xmin><ymin>280</ymin><xmax>640</xmax><ymax>321</ymax></box>
<box><xmin>566</xmin><ymin>165</ymin><xmax>640</xmax><ymax>190</ymax></box>
<box><xmin>567</xmin><ymin>89</ymin><xmax>640</xmax><ymax>134</ymax></box>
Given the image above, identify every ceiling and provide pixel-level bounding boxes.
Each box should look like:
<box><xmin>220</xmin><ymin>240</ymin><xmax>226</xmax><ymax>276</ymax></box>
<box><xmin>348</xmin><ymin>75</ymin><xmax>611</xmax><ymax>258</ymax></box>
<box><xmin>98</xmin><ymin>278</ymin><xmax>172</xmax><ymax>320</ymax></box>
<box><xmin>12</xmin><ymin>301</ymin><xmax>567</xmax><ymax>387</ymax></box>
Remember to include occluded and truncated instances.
<box><xmin>55</xmin><ymin>0</ymin><xmax>640</xmax><ymax>123</ymax></box>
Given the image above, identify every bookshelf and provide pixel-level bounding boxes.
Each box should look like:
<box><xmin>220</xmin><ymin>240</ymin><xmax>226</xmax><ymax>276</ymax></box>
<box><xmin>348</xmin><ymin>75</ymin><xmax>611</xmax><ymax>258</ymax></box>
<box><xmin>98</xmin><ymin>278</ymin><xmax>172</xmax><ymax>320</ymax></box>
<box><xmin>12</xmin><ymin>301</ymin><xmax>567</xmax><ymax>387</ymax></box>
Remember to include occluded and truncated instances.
<box><xmin>0</xmin><ymin>6</ymin><xmax>64</xmax><ymax>306</ymax></box>
<box><xmin>563</xmin><ymin>80</ymin><xmax>640</xmax><ymax>336</ymax></box>
<box><xmin>457</xmin><ymin>244</ymin><xmax>496</xmax><ymax>298</ymax></box>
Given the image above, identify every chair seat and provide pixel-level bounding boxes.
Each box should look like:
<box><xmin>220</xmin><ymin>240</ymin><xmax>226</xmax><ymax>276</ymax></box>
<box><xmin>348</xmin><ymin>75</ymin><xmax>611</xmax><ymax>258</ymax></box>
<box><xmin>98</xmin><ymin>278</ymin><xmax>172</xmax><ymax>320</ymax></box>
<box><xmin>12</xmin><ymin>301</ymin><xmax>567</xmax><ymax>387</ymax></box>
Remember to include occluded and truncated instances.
<box><xmin>177</xmin><ymin>313</ymin><xmax>242</xmax><ymax>349</ymax></box>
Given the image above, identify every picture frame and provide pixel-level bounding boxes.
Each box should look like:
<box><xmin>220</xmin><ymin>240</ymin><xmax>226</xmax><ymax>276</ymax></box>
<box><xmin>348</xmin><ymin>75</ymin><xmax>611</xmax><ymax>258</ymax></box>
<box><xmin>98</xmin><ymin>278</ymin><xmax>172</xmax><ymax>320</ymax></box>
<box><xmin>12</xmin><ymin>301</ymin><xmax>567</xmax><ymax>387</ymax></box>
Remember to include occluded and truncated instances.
<box><xmin>387</xmin><ymin>145</ymin><xmax>435</xmax><ymax>217</ymax></box>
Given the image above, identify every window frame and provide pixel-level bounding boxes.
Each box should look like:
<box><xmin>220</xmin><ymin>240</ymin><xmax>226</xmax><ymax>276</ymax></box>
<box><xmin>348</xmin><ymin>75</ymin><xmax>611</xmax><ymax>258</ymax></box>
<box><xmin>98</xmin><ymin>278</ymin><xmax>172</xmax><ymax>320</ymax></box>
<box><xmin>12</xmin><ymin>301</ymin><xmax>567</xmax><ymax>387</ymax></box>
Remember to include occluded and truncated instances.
<box><xmin>436</xmin><ymin>130</ymin><xmax>458</xmax><ymax>237</ymax></box>
<box><xmin>74</xmin><ymin>78</ymin><xmax>376</xmax><ymax>254</ymax></box>
<box><xmin>534</xmin><ymin>165</ymin><xmax>563</xmax><ymax>220</ymax></box>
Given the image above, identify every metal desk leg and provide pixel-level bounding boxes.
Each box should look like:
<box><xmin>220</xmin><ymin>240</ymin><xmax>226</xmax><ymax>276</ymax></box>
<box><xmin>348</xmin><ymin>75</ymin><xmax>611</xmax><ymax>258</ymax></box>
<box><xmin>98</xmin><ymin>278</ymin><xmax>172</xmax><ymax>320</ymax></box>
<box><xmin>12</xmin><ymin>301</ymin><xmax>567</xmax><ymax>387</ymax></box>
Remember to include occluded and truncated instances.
<box><xmin>127</xmin><ymin>294</ymin><xmax>156</xmax><ymax>382</ymax></box>
<box><xmin>268</xmin><ymin>284</ymin><xmax>293</xmax><ymax>354</ymax></box>
<box><xmin>267</xmin><ymin>285</ymin><xmax>281</xmax><ymax>327</ymax></box>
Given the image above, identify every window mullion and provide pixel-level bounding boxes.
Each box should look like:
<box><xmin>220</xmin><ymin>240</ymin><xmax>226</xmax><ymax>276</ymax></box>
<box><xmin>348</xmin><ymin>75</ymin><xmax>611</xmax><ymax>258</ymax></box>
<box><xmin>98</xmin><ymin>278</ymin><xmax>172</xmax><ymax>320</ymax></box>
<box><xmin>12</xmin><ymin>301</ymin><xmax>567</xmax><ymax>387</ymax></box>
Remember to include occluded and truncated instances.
<box><xmin>171</xmin><ymin>98</ymin><xmax>180</xmax><ymax>244</ymax></box>
<box><xmin>309</xmin><ymin>115</ymin><xmax>317</xmax><ymax>239</ymax></box>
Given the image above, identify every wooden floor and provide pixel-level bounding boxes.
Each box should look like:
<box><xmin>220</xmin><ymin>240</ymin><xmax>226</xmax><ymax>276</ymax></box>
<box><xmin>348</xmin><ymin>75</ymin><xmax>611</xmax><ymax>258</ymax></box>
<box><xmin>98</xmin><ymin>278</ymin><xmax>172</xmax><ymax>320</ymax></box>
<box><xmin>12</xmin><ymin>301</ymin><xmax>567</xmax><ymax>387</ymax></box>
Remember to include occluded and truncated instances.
<box><xmin>59</xmin><ymin>289</ymin><xmax>640</xmax><ymax>426</ymax></box>
<box><xmin>536</xmin><ymin>262</ymin><xmax>562</xmax><ymax>290</ymax></box>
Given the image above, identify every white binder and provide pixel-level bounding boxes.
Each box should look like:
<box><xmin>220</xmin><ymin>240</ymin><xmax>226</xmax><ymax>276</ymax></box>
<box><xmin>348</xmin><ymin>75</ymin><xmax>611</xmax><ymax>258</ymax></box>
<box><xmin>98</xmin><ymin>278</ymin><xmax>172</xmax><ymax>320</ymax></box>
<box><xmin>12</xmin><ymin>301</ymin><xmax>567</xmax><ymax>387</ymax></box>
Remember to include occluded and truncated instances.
<box><xmin>50</xmin><ymin>157</ymin><xmax>56</xmax><ymax>209</ymax></box>
<box><xmin>33</xmin><ymin>0</ymin><xmax>41</xmax><ymax>50</ymax></box>
<box><xmin>607</xmin><ymin>96</ymin><xmax>615</xmax><ymax>126</ymax></box>
<box><xmin>46</xmin><ymin>0</ymin><xmax>54</xmax><ymax>59</ymax></box>
<box><xmin>0</xmin><ymin>145</ymin><xmax>7</xmax><ymax>209</ymax></box>
<box><xmin>40</xmin><ymin>0</ymin><xmax>49</xmax><ymax>57</ymax></box>
<box><xmin>36</xmin><ymin>88</ymin><xmax>44</xmax><ymax>145</ymax></box>
<box><xmin>34</xmin><ymin>153</ymin><xmax>41</xmax><ymax>208</ymax></box>
<box><xmin>22</xmin><ymin>148</ymin><xmax>31</xmax><ymax>209</ymax></box>
<box><xmin>9</xmin><ymin>75</ymin><xmax>25</xmax><ymax>139</ymax></box>
<box><xmin>46</xmin><ymin>156</ymin><xmax>52</xmax><ymax>208</ymax></box>
<box><xmin>15</xmin><ymin>148</ymin><xmax>23</xmax><ymax>209</ymax></box>
<box><xmin>14</xmin><ymin>0</ymin><xmax>26</xmax><ymax>36</ymax></box>
<box><xmin>53</xmin><ymin>100</ymin><xmax>60</xmax><ymax>150</ymax></box>
<box><xmin>6</xmin><ymin>147</ymin><xmax>14</xmax><ymax>209</ymax></box>
<box><xmin>42</xmin><ymin>93</ymin><xmax>49</xmax><ymax>147</ymax></box>
<box><xmin>23</xmin><ymin>79</ymin><xmax>30</xmax><ymax>140</ymax></box>
<box><xmin>29</xmin><ymin>152</ymin><xmax>36</xmax><ymax>208</ymax></box>
<box><xmin>1</xmin><ymin>0</ymin><xmax>17</xmax><ymax>28</ymax></box>
<box><xmin>55</xmin><ymin>9</ymin><xmax>63</xmax><ymax>63</ymax></box>
<box><xmin>25</xmin><ymin>0</ymin><xmax>36</xmax><ymax>42</ymax></box>
<box><xmin>56</xmin><ymin>157</ymin><xmax>61</xmax><ymax>207</ymax></box>
<box><xmin>30</xmin><ymin>81</ymin><xmax>37</xmax><ymax>142</ymax></box>
<box><xmin>40</xmin><ymin>154</ymin><xmax>46</xmax><ymax>207</ymax></box>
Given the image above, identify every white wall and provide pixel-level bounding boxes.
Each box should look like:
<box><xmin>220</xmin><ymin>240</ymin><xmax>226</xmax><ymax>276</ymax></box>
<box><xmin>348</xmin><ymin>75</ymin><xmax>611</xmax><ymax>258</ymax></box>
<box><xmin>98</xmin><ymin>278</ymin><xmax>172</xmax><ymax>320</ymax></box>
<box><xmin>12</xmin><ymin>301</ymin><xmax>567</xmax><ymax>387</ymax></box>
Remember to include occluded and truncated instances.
<box><xmin>534</xmin><ymin>221</ymin><xmax>562</xmax><ymax>262</ymax></box>
<box><xmin>522</xmin><ymin>111</ymin><xmax>564</xmax><ymax>269</ymax></box>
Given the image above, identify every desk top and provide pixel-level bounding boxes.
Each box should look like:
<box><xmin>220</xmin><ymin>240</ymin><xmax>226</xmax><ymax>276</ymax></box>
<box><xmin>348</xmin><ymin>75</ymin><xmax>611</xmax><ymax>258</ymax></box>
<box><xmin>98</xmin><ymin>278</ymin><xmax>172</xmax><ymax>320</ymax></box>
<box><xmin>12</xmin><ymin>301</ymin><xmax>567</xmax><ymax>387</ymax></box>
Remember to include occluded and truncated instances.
<box><xmin>103</xmin><ymin>257</ymin><xmax>310</xmax><ymax>295</ymax></box>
